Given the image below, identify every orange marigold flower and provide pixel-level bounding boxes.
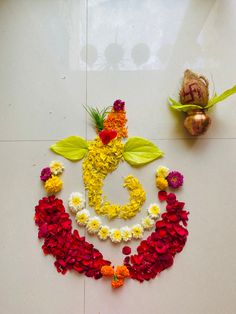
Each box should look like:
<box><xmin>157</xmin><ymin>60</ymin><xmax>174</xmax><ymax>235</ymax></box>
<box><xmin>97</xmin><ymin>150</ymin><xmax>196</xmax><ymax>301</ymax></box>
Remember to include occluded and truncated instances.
<box><xmin>115</xmin><ymin>265</ymin><xmax>130</xmax><ymax>279</ymax></box>
<box><xmin>103</xmin><ymin>109</ymin><xmax>128</xmax><ymax>138</ymax></box>
<box><xmin>101</xmin><ymin>265</ymin><xmax>114</xmax><ymax>277</ymax></box>
<box><xmin>111</xmin><ymin>278</ymin><xmax>124</xmax><ymax>289</ymax></box>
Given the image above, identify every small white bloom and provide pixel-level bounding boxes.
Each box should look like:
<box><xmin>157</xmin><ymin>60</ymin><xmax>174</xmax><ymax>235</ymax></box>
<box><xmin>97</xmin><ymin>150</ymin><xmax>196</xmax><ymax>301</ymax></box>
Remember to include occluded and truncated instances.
<box><xmin>86</xmin><ymin>216</ymin><xmax>102</xmax><ymax>234</ymax></box>
<box><xmin>75</xmin><ymin>209</ymin><xmax>90</xmax><ymax>226</ymax></box>
<box><xmin>110</xmin><ymin>229</ymin><xmax>122</xmax><ymax>243</ymax></box>
<box><xmin>148</xmin><ymin>203</ymin><xmax>160</xmax><ymax>219</ymax></box>
<box><xmin>50</xmin><ymin>160</ymin><xmax>64</xmax><ymax>175</ymax></box>
<box><xmin>120</xmin><ymin>226</ymin><xmax>132</xmax><ymax>242</ymax></box>
<box><xmin>98</xmin><ymin>225</ymin><xmax>110</xmax><ymax>240</ymax></box>
<box><xmin>131</xmin><ymin>224</ymin><xmax>144</xmax><ymax>239</ymax></box>
<box><xmin>141</xmin><ymin>216</ymin><xmax>155</xmax><ymax>230</ymax></box>
<box><xmin>156</xmin><ymin>166</ymin><xmax>169</xmax><ymax>178</ymax></box>
<box><xmin>68</xmin><ymin>192</ymin><xmax>85</xmax><ymax>213</ymax></box>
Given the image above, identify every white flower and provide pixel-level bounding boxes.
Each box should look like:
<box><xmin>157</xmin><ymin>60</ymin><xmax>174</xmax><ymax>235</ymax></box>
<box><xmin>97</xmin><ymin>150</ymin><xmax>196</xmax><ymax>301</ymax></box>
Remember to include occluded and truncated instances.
<box><xmin>156</xmin><ymin>166</ymin><xmax>169</xmax><ymax>178</ymax></box>
<box><xmin>98</xmin><ymin>225</ymin><xmax>110</xmax><ymax>240</ymax></box>
<box><xmin>131</xmin><ymin>224</ymin><xmax>144</xmax><ymax>239</ymax></box>
<box><xmin>141</xmin><ymin>216</ymin><xmax>155</xmax><ymax>230</ymax></box>
<box><xmin>148</xmin><ymin>203</ymin><xmax>160</xmax><ymax>219</ymax></box>
<box><xmin>86</xmin><ymin>216</ymin><xmax>102</xmax><ymax>234</ymax></box>
<box><xmin>50</xmin><ymin>160</ymin><xmax>64</xmax><ymax>175</ymax></box>
<box><xmin>75</xmin><ymin>209</ymin><xmax>90</xmax><ymax>226</ymax></box>
<box><xmin>110</xmin><ymin>229</ymin><xmax>122</xmax><ymax>243</ymax></box>
<box><xmin>120</xmin><ymin>226</ymin><xmax>132</xmax><ymax>242</ymax></box>
<box><xmin>68</xmin><ymin>192</ymin><xmax>85</xmax><ymax>213</ymax></box>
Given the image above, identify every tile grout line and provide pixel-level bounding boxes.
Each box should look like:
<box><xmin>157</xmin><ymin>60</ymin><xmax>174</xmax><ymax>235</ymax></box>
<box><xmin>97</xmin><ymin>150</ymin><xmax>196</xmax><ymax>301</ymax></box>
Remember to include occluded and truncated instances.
<box><xmin>84</xmin><ymin>0</ymin><xmax>88</xmax><ymax>313</ymax></box>
<box><xmin>1</xmin><ymin>137</ymin><xmax>236</xmax><ymax>143</ymax></box>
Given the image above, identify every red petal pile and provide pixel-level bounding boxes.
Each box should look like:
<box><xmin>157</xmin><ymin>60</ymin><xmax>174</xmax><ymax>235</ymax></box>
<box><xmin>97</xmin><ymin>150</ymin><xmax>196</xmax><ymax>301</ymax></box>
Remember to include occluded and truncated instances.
<box><xmin>123</xmin><ymin>191</ymin><xmax>189</xmax><ymax>282</ymax></box>
<box><xmin>34</xmin><ymin>196</ymin><xmax>111</xmax><ymax>279</ymax></box>
<box><xmin>99</xmin><ymin>129</ymin><xmax>117</xmax><ymax>145</ymax></box>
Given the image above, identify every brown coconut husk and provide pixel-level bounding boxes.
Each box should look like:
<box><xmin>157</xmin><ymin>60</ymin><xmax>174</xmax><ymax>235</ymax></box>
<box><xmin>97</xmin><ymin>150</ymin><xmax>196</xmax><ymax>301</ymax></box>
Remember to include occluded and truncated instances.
<box><xmin>179</xmin><ymin>69</ymin><xmax>209</xmax><ymax>107</ymax></box>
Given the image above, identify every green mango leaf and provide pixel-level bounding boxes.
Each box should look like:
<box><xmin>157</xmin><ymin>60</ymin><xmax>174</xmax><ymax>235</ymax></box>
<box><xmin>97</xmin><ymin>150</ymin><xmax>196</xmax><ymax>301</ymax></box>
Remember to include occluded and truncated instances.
<box><xmin>123</xmin><ymin>137</ymin><xmax>164</xmax><ymax>167</ymax></box>
<box><xmin>169</xmin><ymin>97</ymin><xmax>202</xmax><ymax>112</ymax></box>
<box><xmin>205</xmin><ymin>85</ymin><xmax>236</xmax><ymax>109</ymax></box>
<box><xmin>50</xmin><ymin>136</ymin><xmax>88</xmax><ymax>161</ymax></box>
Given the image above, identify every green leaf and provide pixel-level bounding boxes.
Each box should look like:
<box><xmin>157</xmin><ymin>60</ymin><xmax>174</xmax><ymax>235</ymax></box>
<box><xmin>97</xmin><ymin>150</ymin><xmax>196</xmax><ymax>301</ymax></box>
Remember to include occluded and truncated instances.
<box><xmin>169</xmin><ymin>98</ymin><xmax>202</xmax><ymax>112</ymax></box>
<box><xmin>123</xmin><ymin>137</ymin><xmax>164</xmax><ymax>167</ymax></box>
<box><xmin>205</xmin><ymin>85</ymin><xmax>236</xmax><ymax>109</ymax></box>
<box><xmin>50</xmin><ymin>136</ymin><xmax>88</xmax><ymax>161</ymax></box>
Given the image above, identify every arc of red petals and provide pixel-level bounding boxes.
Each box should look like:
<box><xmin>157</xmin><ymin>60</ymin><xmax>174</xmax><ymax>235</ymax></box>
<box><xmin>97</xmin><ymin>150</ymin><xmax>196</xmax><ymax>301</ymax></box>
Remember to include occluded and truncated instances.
<box><xmin>34</xmin><ymin>196</ymin><xmax>110</xmax><ymax>278</ymax></box>
<box><xmin>34</xmin><ymin>192</ymin><xmax>189</xmax><ymax>283</ymax></box>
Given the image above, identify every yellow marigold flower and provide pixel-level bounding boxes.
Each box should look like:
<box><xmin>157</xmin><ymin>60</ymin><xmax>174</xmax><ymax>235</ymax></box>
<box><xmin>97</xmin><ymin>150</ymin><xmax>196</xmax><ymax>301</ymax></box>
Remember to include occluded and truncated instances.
<box><xmin>141</xmin><ymin>216</ymin><xmax>155</xmax><ymax>230</ymax></box>
<box><xmin>86</xmin><ymin>217</ymin><xmax>102</xmax><ymax>234</ymax></box>
<box><xmin>98</xmin><ymin>226</ymin><xmax>110</xmax><ymax>240</ymax></box>
<box><xmin>44</xmin><ymin>175</ymin><xmax>63</xmax><ymax>194</ymax></box>
<box><xmin>75</xmin><ymin>209</ymin><xmax>90</xmax><ymax>226</ymax></box>
<box><xmin>50</xmin><ymin>160</ymin><xmax>64</xmax><ymax>175</ymax></box>
<box><xmin>110</xmin><ymin>229</ymin><xmax>122</xmax><ymax>243</ymax></box>
<box><xmin>156</xmin><ymin>177</ymin><xmax>168</xmax><ymax>190</ymax></box>
<box><xmin>131</xmin><ymin>224</ymin><xmax>143</xmax><ymax>239</ymax></box>
<box><xmin>156</xmin><ymin>166</ymin><xmax>169</xmax><ymax>178</ymax></box>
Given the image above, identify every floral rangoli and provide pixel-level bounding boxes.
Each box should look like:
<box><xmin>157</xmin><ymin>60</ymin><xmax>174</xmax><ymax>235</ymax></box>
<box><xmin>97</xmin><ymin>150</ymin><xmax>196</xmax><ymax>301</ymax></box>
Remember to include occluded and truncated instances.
<box><xmin>35</xmin><ymin>100</ymin><xmax>189</xmax><ymax>288</ymax></box>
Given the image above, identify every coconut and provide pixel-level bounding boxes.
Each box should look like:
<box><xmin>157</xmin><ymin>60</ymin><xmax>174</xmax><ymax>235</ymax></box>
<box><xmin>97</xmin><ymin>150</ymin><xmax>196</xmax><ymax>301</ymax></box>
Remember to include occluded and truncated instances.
<box><xmin>180</xmin><ymin>69</ymin><xmax>209</xmax><ymax>107</ymax></box>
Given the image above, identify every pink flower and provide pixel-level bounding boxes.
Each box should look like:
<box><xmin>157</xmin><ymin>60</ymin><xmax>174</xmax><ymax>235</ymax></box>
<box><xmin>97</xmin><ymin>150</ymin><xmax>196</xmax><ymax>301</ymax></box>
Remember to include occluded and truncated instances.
<box><xmin>113</xmin><ymin>99</ymin><xmax>125</xmax><ymax>111</ymax></box>
<box><xmin>167</xmin><ymin>171</ymin><xmax>184</xmax><ymax>189</ymax></box>
<box><xmin>40</xmin><ymin>167</ymin><xmax>52</xmax><ymax>182</ymax></box>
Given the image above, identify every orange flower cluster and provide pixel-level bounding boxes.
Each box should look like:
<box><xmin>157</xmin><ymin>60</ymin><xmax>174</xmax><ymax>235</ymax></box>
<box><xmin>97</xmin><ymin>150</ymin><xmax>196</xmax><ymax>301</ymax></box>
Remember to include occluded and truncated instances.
<box><xmin>101</xmin><ymin>265</ymin><xmax>130</xmax><ymax>288</ymax></box>
<box><xmin>103</xmin><ymin>109</ymin><xmax>128</xmax><ymax>138</ymax></box>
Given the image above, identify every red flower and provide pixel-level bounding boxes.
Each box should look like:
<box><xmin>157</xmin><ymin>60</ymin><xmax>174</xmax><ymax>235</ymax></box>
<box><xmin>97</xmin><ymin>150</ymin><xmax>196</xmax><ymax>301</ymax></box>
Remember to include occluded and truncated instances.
<box><xmin>122</xmin><ymin>246</ymin><xmax>131</xmax><ymax>255</ymax></box>
<box><xmin>99</xmin><ymin>129</ymin><xmax>117</xmax><ymax>145</ymax></box>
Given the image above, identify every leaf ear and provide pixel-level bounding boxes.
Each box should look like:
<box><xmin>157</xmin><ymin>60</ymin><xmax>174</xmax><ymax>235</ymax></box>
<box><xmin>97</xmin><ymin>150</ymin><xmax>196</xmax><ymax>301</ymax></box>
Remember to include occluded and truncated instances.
<box><xmin>123</xmin><ymin>137</ymin><xmax>164</xmax><ymax>167</ymax></box>
<box><xmin>50</xmin><ymin>136</ymin><xmax>88</xmax><ymax>161</ymax></box>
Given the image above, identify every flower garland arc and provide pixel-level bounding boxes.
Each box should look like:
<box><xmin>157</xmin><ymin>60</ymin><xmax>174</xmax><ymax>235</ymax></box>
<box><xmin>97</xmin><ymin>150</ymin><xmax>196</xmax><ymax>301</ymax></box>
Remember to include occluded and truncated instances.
<box><xmin>35</xmin><ymin>191</ymin><xmax>189</xmax><ymax>287</ymax></box>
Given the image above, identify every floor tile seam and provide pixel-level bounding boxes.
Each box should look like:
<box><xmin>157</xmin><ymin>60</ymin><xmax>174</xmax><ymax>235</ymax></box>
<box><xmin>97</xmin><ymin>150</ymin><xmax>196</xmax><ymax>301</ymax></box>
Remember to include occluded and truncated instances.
<box><xmin>1</xmin><ymin>137</ymin><xmax>236</xmax><ymax>143</ymax></box>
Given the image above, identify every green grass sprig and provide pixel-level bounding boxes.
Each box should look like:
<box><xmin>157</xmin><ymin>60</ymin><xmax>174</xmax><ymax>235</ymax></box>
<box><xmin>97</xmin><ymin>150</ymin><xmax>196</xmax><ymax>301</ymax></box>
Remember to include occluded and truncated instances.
<box><xmin>84</xmin><ymin>105</ymin><xmax>110</xmax><ymax>131</ymax></box>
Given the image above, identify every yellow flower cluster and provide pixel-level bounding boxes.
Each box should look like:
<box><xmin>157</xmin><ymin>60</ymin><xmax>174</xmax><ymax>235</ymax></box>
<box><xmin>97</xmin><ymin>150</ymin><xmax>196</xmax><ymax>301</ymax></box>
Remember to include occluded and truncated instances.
<box><xmin>155</xmin><ymin>166</ymin><xmax>169</xmax><ymax>190</ymax></box>
<box><xmin>44</xmin><ymin>175</ymin><xmax>63</xmax><ymax>194</ymax></box>
<box><xmin>82</xmin><ymin>137</ymin><xmax>146</xmax><ymax>220</ymax></box>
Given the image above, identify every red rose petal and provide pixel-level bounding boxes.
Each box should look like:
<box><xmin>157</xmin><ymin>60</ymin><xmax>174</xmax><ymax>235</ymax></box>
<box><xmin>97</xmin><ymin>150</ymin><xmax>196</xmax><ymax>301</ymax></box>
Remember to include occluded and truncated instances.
<box><xmin>99</xmin><ymin>129</ymin><xmax>117</xmax><ymax>145</ymax></box>
<box><xmin>122</xmin><ymin>246</ymin><xmax>131</xmax><ymax>255</ymax></box>
<box><xmin>158</xmin><ymin>191</ymin><xmax>167</xmax><ymax>201</ymax></box>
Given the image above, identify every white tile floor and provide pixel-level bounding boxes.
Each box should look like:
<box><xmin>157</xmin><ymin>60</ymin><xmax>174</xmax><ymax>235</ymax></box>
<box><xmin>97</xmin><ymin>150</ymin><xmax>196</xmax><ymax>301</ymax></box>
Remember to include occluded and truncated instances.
<box><xmin>1</xmin><ymin>1</ymin><xmax>236</xmax><ymax>313</ymax></box>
